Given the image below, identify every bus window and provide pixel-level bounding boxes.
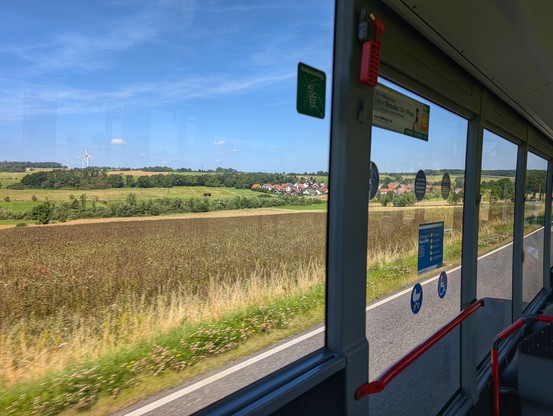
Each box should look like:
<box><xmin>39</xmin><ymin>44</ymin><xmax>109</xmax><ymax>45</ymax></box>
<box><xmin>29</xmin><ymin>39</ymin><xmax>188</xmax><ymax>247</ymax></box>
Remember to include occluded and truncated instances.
<box><xmin>523</xmin><ymin>152</ymin><xmax>548</xmax><ymax>308</ymax></box>
<box><xmin>476</xmin><ymin>130</ymin><xmax>517</xmax><ymax>362</ymax></box>
<box><xmin>0</xmin><ymin>2</ymin><xmax>334</xmax><ymax>414</ymax></box>
<box><xmin>367</xmin><ymin>79</ymin><xmax>467</xmax><ymax>415</ymax></box>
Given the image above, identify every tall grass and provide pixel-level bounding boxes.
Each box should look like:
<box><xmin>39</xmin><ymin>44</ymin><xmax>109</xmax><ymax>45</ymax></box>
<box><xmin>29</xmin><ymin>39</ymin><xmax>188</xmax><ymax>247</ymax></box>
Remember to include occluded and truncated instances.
<box><xmin>0</xmin><ymin>214</ymin><xmax>327</xmax><ymax>387</ymax></box>
<box><xmin>365</xmin><ymin>206</ymin><xmax>464</xmax><ymax>297</ymax></box>
<box><xmin>365</xmin><ymin>202</ymin><xmax>539</xmax><ymax>300</ymax></box>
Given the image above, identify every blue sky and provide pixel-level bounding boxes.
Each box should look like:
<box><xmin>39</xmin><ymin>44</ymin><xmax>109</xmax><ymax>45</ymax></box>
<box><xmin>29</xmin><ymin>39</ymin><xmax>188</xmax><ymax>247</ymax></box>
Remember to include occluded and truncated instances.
<box><xmin>372</xmin><ymin>80</ymin><xmax>469</xmax><ymax>173</ymax></box>
<box><xmin>0</xmin><ymin>1</ymin><xmax>540</xmax><ymax>173</ymax></box>
<box><xmin>0</xmin><ymin>0</ymin><xmax>335</xmax><ymax>172</ymax></box>
<box><xmin>372</xmin><ymin>81</ymin><xmax>548</xmax><ymax>172</ymax></box>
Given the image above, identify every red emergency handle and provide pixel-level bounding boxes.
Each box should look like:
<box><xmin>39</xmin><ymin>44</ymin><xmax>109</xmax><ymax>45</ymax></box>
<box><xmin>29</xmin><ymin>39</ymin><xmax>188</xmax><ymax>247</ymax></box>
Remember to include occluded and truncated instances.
<box><xmin>360</xmin><ymin>14</ymin><xmax>384</xmax><ymax>88</ymax></box>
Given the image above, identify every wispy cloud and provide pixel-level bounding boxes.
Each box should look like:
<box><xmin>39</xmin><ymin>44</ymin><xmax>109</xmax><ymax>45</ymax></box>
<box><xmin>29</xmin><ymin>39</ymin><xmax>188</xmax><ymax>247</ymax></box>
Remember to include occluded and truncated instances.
<box><xmin>10</xmin><ymin>0</ymin><xmax>197</xmax><ymax>75</ymax></box>
<box><xmin>213</xmin><ymin>140</ymin><xmax>226</xmax><ymax>145</ymax></box>
<box><xmin>0</xmin><ymin>0</ymin><xmax>323</xmax><ymax>123</ymax></box>
<box><xmin>0</xmin><ymin>71</ymin><xmax>294</xmax><ymax>122</ymax></box>
<box><xmin>111</xmin><ymin>138</ymin><xmax>127</xmax><ymax>145</ymax></box>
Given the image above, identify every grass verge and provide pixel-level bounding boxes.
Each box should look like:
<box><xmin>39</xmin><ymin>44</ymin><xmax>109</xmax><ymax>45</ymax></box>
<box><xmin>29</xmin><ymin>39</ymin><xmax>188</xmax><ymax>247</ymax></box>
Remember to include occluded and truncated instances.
<box><xmin>0</xmin><ymin>286</ymin><xmax>324</xmax><ymax>415</ymax></box>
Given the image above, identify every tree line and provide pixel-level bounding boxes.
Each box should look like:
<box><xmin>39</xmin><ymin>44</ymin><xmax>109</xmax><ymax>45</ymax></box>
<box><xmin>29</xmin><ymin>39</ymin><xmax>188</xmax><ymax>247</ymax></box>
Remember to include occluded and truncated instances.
<box><xmin>481</xmin><ymin>170</ymin><xmax>547</xmax><ymax>202</ymax></box>
<box><xmin>9</xmin><ymin>169</ymin><xmax>301</xmax><ymax>190</ymax></box>
<box><xmin>0</xmin><ymin>194</ymin><xmax>325</xmax><ymax>224</ymax></box>
<box><xmin>0</xmin><ymin>161</ymin><xmax>64</xmax><ymax>172</ymax></box>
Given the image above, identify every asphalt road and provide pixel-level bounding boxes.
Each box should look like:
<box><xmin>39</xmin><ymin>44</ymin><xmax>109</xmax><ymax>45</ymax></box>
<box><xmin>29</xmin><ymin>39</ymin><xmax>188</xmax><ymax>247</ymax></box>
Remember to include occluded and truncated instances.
<box><xmin>116</xmin><ymin>227</ymin><xmax>548</xmax><ymax>416</ymax></box>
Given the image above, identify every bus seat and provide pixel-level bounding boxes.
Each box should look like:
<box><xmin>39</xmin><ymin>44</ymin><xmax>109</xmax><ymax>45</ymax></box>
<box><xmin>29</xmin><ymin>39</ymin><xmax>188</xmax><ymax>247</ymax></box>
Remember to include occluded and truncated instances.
<box><xmin>517</xmin><ymin>322</ymin><xmax>553</xmax><ymax>415</ymax></box>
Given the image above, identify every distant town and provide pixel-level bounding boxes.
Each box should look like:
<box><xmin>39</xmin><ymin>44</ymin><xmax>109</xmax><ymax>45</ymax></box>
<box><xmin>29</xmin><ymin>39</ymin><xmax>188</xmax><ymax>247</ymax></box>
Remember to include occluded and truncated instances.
<box><xmin>251</xmin><ymin>179</ymin><xmax>328</xmax><ymax>196</ymax></box>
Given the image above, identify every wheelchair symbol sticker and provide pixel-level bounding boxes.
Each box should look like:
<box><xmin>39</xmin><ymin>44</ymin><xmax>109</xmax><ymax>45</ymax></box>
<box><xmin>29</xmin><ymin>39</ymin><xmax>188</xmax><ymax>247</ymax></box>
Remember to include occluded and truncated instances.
<box><xmin>411</xmin><ymin>283</ymin><xmax>423</xmax><ymax>314</ymax></box>
<box><xmin>438</xmin><ymin>271</ymin><xmax>447</xmax><ymax>299</ymax></box>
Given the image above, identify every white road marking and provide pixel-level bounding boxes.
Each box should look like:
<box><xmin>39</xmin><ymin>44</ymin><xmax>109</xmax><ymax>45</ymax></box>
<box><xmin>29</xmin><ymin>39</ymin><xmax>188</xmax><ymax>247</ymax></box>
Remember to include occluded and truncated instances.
<box><xmin>123</xmin><ymin>327</ymin><xmax>325</xmax><ymax>416</ymax></box>
<box><xmin>124</xmin><ymin>227</ymin><xmax>543</xmax><ymax>415</ymax></box>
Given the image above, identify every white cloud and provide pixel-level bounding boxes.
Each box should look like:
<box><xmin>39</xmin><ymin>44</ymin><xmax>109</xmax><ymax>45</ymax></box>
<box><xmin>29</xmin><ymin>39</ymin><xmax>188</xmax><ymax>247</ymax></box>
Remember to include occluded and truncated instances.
<box><xmin>213</xmin><ymin>140</ymin><xmax>226</xmax><ymax>145</ymax></box>
<box><xmin>111</xmin><ymin>138</ymin><xmax>127</xmax><ymax>145</ymax></box>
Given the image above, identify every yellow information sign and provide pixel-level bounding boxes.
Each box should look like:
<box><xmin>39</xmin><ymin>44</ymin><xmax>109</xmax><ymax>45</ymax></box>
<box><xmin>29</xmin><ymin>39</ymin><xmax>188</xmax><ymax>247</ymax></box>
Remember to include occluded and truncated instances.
<box><xmin>373</xmin><ymin>83</ymin><xmax>430</xmax><ymax>141</ymax></box>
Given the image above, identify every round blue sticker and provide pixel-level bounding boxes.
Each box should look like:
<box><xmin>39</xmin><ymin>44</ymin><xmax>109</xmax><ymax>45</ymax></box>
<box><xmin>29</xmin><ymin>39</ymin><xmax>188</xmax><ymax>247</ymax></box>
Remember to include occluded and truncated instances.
<box><xmin>414</xmin><ymin>170</ymin><xmax>426</xmax><ymax>201</ymax></box>
<box><xmin>411</xmin><ymin>283</ymin><xmax>423</xmax><ymax>314</ymax></box>
<box><xmin>369</xmin><ymin>161</ymin><xmax>379</xmax><ymax>200</ymax></box>
<box><xmin>438</xmin><ymin>271</ymin><xmax>448</xmax><ymax>299</ymax></box>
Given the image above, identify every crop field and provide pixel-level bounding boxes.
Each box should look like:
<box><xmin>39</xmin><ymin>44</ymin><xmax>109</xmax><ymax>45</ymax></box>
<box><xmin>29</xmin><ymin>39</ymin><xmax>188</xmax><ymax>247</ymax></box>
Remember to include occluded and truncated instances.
<box><xmin>0</xmin><ymin>212</ymin><xmax>329</xmax><ymax>414</ymax></box>
<box><xmin>0</xmin><ymin>199</ymin><xmax>544</xmax><ymax>415</ymax></box>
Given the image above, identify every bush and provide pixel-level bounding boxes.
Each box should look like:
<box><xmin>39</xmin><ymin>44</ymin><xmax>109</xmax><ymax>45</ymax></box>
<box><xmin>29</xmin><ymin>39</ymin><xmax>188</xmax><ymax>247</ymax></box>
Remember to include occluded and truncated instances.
<box><xmin>31</xmin><ymin>201</ymin><xmax>54</xmax><ymax>224</ymax></box>
<box><xmin>4</xmin><ymin>196</ymin><xmax>10</xmax><ymax>202</ymax></box>
<box><xmin>447</xmin><ymin>191</ymin><xmax>463</xmax><ymax>205</ymax></box>
<box><xmin>31</xmin><ymin>195</ymin><xmax>38</xmax><ymax>202</ymax></box>
<box><xmin>392</xmin><ymin>193</ymin><xmax>416</xmax><ymax>207</ymax></box>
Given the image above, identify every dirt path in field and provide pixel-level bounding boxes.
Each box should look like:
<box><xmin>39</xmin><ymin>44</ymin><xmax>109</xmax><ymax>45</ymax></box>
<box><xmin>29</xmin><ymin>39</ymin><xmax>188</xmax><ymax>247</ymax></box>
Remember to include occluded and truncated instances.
<box><xmin>0</xmin><ymin>208</ymin><xmax>321</xmax><ymax>230</ymax></box>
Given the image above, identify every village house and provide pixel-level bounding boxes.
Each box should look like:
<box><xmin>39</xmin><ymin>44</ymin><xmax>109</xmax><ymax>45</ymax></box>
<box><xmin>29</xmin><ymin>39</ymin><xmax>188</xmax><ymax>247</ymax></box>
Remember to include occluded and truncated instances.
<box><xmin>252</xmin><ymin>180</ymin><xmax>328</xmax><ymax>196</ymax></box>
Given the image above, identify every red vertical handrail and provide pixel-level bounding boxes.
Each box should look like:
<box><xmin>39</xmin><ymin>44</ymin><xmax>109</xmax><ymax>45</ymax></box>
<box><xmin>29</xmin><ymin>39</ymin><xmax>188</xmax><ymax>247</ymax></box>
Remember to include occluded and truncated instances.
<box><xmin>355</xmin><ymin>299</ymin><xmax>485</xmax><ymax>400</ymax></box>
<box><xmin>491</xmin><ymin>314</ymin><xmax>553</xmax><ymax>416</ymax></box>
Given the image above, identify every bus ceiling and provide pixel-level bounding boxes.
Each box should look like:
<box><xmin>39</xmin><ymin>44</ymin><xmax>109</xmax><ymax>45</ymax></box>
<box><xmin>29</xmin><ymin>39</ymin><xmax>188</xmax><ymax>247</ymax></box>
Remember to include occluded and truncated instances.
<box><xmin>383</xmin><ymin>0</ymin><xmax>553</xmax><ymax>142</ymax></box>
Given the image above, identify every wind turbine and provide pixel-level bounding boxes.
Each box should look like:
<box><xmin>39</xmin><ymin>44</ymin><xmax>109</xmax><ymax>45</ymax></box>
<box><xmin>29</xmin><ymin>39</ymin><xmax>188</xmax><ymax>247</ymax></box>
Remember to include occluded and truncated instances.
<box><xmin>79</xmin><ymin>148</ymin><xmax>94</xmax><ymax>168</ymax></box>
<box><xmin>66</xmin><ymin>157</ymin><xmax>74</xmax><ymax>170</ymax></box>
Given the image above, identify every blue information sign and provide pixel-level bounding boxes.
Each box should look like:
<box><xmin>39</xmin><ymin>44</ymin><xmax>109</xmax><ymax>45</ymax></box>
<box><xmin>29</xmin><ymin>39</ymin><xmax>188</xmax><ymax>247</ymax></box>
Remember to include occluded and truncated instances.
<box><xmin>418</xmin><ymin>222</ymin><xmax>444</xmax><ymax>275</ymax></box>
<box><xmin>411</xmin><ymin>283</ymin><xmax>423</xmax><ymax>314</ymax></box>
<box><xmin>438</xmin><ymin>271</ymin><xmax>448</xmax><ymax>298</ymax></box>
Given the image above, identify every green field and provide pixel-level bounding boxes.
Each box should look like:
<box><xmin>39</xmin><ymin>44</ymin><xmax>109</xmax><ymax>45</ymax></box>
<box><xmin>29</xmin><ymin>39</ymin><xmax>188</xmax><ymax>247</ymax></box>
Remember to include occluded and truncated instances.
<box><xmin>0</xmin><ymin>186</ymin><xmax>262</xmax><ymax>211</ymax></box>
<box><xmin>0</xmin><ymin>170</ymin><xmax>330</xmax><ymax>220</ymax></box>
<box><xmin>0</xmin><ymin>200</ymin><xmax>37</xmax><ymax>213</ymax></box>
<box><xmin>0</xmin><ymin>172</ymin><xmax>26</xmax><ymax>187</ymax></box>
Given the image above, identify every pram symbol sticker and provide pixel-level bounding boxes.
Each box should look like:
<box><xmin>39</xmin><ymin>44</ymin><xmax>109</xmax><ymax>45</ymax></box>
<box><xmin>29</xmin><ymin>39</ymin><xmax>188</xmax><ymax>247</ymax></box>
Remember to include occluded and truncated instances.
<box><xmin>438</xmin><ymin>271</ymin><xmax>448</xmax><ymax>299</ymax></box>
<box><xmin>411</xmin><ymin>283</ymin><xmax>423</xmax><ymax>314</ymax></box>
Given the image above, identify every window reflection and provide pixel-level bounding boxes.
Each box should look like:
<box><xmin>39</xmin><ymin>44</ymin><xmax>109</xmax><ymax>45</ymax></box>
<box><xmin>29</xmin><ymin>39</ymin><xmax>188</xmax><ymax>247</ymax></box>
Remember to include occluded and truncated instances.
<box><xmin>367</xmin><ymin>80</ymin><xmax>467</xmax><ymax>415</ymax></box>
<box><xmin>522</xmin><ymin>152</ymin><xmax>548</xmax><ymax>307</ymax></box>
<box><xmin>476</xmin><ymin>130</ymin><xmax>518</xmax><ymax>362</ymax></box>
<box><xmin>0</xmin><ymin>2</ymin><xmax>334</xmax><ymax>414</ymax></box>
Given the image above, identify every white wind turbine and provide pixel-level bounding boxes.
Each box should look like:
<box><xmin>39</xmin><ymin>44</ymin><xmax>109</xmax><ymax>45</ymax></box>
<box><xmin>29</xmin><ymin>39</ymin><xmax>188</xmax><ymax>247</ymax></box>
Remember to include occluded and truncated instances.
<box><xmin>66</xmin><ymin>157</ymin><xmax>74</xmax><ymax>169</ymax></box>
<box><xmin>79</xmin><ymin>148</ymin><xmax>94</xmax><ymax>168</ymax></box>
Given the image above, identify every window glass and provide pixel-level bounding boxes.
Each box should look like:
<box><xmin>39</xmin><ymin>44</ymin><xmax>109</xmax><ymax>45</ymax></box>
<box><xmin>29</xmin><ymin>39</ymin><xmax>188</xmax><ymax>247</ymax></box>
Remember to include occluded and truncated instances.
<box><xmin>0</xmin><ymin>2</ymin><xmax>334</xmax><ymax>414</ymax></box>
<box><xmin>522</xmin><ymin>152</ymin><xmax>548</xmax><ymax>308</ymax></box>
<box><xmin>367</xmin><ymin>80</ymin><xmax>467</xmax><ymax>415</ymax></box>
<box><xmin>476</xmin><ymin>130</ymin><xmax>517</xmax><ymax>362</ymax></box>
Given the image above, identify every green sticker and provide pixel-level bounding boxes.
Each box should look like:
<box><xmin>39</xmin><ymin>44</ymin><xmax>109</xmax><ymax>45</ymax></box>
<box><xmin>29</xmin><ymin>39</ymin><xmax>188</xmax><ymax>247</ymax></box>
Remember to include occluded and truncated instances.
<box><xmin>297</xmin><ymin>62</ymin><xmax>326</xmax><ymax>119</ymax></box>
